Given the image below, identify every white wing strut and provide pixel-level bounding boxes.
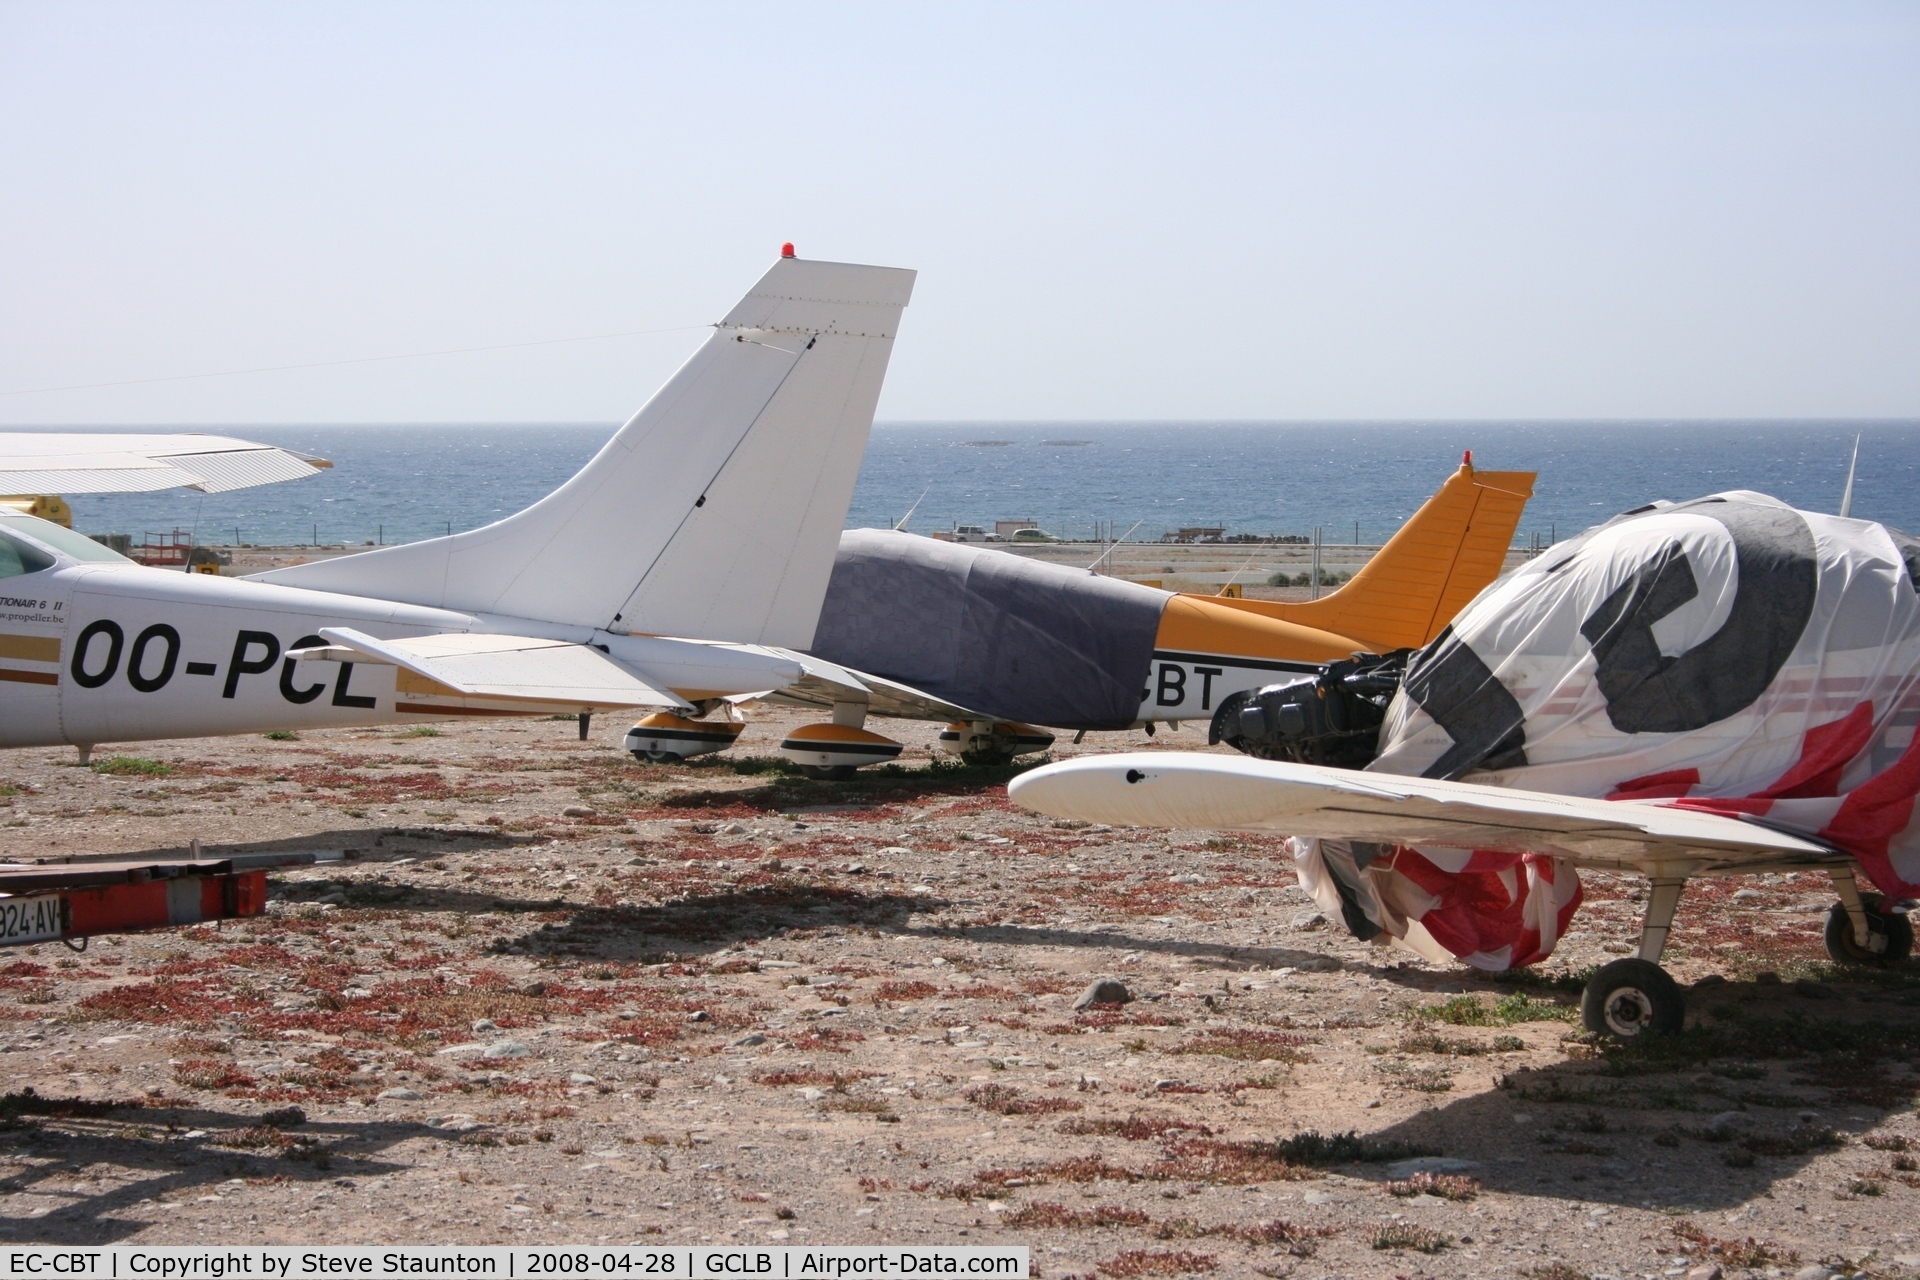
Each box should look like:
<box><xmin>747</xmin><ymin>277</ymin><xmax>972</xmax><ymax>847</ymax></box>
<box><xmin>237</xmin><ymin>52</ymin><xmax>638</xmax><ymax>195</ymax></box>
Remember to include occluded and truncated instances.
<box><xmin>1008</xmin><ymin>752</ymin><xmax>1835</xmax><ymax>871</ymax></box>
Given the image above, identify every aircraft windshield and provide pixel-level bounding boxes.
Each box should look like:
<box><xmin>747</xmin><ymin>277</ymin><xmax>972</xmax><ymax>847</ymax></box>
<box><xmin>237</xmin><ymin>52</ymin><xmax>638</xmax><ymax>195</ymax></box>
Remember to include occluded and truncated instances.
<box><xmin>0</xmin><ymin>530</ymin><xmax>56</xmax><ymax>579</ymax></box>
<box><xmin>0</xmin><ymin>513</ymin><xmax>137</xmax><ymax>566</ymax></box>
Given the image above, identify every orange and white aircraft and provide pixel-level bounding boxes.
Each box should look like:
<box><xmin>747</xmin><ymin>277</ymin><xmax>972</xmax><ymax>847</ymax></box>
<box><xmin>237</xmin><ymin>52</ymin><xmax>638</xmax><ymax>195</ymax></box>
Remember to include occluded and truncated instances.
<box><xmin>628</xmin><ymin>456</ymin><xmax>1535</xmax><ymax>775</ymax></box>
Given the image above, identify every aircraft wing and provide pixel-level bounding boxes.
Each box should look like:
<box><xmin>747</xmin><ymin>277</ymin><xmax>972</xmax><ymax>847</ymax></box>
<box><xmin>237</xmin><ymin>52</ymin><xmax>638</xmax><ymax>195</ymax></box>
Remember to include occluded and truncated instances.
<box><xmin>0</xmin><ymin>433</ymin><xmax>331</xmax><ymax>494</ymax></box>
<box><xmin>1007</xmin><ymin>751</ymin><xmax>1837</xmax><ymax>872</ymax></box>
<box><xmin>299</xmin><ymin>627</ymin><xmax>689</xmax><ymax>711</ymax></box>
<box><xmin>762</xmin><ymin>654</ymin><xmax>988</xmax><ymax>723</ymax></box>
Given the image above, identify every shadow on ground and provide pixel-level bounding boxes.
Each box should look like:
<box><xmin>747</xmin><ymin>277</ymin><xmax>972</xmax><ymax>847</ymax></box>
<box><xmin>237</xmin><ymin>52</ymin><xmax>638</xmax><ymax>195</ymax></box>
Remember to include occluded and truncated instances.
<box><xmin>1342</xmin><ymin>975</ymin><xmax>1920</xmax><ymax>1211</ymax></box>
<box><xmin>0</xmin><ymin>1100</ymin><xmax>430</xmax><ymax>1243</ymax></box>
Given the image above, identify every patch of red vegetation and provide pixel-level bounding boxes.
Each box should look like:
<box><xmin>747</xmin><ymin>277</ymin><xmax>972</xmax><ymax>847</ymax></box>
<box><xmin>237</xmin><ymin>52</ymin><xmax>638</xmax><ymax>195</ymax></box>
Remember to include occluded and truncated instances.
<box><xmin>1099</xmin><ymin>1252</ymin><xmax>1216</xmax><ymax>1276</ymax></box>
<box><xmin>79</xmin><ymin>978</ymin><xmax>262</xmax><ymax>1028</ymax></box>
<box><xmin>876</xmin><ymin>981</ymin><xmax>941</xmax><ymax>1001</ymax></box>
<box><xmin>775</xmin><ymin>1028</ymin><xmax>866</xmax><ymax>1054</ymax></box>
<box><xmin>824</xmin><ymin>965</ymin><xmax>884</xmax><ymax>979</ymax></box>
<box><xmin>0</xmin><ymin>962</ymin><xmax>51</xmax><ymax>990</ymax></box>
<box><xmin>1001</xmin><ymin>1202</ymin><xmax>1147</xmax><ymax>1228</ymax></box>
<box><xmin>1043</xmin><ymin>1005</ymin><xmax>1187</xmax><ymax>1035</ymax></box>
<box><xmin>934</xmin><ymin>1156</ymin><xmax>1141</xmax><ymax>1199</ymax></box>
<box><xmin>749</xmin><ymin>1069</ymin><xmax>877</xmax><ymax>1088</ymax></box>
<box><xmin>1170</xmin><ymin>1029</ymin><xmax>1314</xmax><ymax>1062</ymax></box>
<box><xmin>963</xmin><ymin>1084</ymin><xmax>1083</xmax><ymax>1116</ymax></box>
<box><xmin>1058</xmin><ymin>1116</ymin><xmax>1212</xmax><ymax>1140</ymax></box>
<box><xmin>1148</xmin><ymin>1138</ymin><xmax>1317</xmax><ymax>1184</ymax></box>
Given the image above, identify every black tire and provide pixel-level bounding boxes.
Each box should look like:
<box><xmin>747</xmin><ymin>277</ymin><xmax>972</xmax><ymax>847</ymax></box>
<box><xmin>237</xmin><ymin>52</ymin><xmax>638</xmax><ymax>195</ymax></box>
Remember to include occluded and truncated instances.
<box><xmin>798</xmin><ymin>764</ymin><xmax>856</xmax><ymax>781</ymax></box>
<box><xmin>960</xmin><ymin>747</ymin><xmax>1015</xmax><ymax>767</ymax></box>
<box><xmin>1823</xmin><ymin>895</ymin><xmax>1914</xmax><ymax>966</ymax></box>
<box><xmin>1581</xmin><ymin>957</ymin><xmax>1686</xmax><ymax>1039</ymax></box>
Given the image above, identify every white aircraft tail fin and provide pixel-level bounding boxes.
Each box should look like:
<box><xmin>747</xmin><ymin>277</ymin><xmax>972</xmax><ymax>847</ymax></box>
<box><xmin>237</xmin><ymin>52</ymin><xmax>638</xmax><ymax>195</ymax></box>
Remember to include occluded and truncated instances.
<box><xmin>254</xmin><ymin>254</ymin><xmax>915</xmax><ymax>648</ymax></box>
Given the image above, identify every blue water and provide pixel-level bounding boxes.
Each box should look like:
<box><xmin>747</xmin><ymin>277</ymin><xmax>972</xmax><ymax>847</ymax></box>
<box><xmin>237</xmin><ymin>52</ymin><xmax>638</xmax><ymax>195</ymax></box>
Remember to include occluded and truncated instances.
<box><xmin>33</xmin><ymin>420</ymin><xmax>1920</xmax><ymax>549</ymax></box>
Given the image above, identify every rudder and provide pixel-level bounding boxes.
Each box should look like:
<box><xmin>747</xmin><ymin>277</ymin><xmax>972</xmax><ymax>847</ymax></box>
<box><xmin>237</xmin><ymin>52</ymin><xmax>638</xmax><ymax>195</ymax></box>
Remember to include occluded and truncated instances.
<box><xmin>1191</xmin><ymin>460</ymin><xmax>1535</xmax><ymax>652</ymax></box>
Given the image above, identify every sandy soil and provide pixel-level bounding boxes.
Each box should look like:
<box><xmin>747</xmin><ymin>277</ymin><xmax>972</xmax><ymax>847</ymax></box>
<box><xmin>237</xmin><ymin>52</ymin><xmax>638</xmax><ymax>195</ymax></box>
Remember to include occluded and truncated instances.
<box><xmin>0</xmin><ymin>705</ymin><xmax>1915</xmax><ymax>1279</ymax></box>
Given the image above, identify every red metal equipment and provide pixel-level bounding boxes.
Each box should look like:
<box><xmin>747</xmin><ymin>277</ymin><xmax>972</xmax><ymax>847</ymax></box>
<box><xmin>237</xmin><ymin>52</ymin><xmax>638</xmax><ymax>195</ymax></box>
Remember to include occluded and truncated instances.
<box><xmin>0</xmin><ymin>851</ymin><xmax>323</xmax><ymax>947</ymax></box>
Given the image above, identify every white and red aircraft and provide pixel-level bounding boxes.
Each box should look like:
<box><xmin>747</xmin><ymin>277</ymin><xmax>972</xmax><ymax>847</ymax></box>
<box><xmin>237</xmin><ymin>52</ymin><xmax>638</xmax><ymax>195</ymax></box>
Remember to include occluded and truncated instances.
<box><xmin>0</xmin><ymin>251</ymin><xmax>915</xmax><ymax>756</ymax></box>
<box><xmin>1011</xmin><ymin>491</ymin><xmax>1920</xmax><ymax>1041</ymax></box>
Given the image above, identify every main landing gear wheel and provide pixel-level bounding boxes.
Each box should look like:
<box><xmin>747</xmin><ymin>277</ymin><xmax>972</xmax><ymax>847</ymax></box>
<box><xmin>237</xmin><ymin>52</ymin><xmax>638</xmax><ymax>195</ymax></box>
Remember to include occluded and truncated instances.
<box><xmin>1824</xmin><ymin>894</ymin><xmax>1914</xmax><ymax>966</ymax></box>
<box><xmin>1580</xmin><ymin>958</ymin><xmax>1685</xmax><ymax>1040</ymax></box>
<box><xmin>634</xmin><ymin>750</ymin><xmax>679</xmax><ymax>764</ymax></box>
<box><xmin>798</xmin><ymin>764</ymin><xmax>856</xmax><ymax>781</ymax></box>
<box><xmin>960</xmin><ymin>745</ymin><xmax>1015</xmax><ymax>767</ymax></box>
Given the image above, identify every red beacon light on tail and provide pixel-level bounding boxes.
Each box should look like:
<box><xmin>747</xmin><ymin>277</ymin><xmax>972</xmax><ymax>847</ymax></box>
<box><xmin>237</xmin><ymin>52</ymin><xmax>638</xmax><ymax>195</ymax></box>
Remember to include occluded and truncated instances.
<box><xmin>781</xmin><ymin>242</ymin><xmax>796</xmax><ymax>258</ymax></box>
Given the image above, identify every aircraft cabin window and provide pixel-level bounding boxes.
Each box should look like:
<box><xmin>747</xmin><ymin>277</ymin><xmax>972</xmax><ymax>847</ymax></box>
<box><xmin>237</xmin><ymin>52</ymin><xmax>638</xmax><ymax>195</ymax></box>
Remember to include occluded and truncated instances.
<box><xmin>0</xmin><ymin>513</ymin><xmax>135</xmax><ymax>565</ymax></box>
<box><xmin>0</xmin><ymin>531</ymin><xmax>56</xmax><ymax>580</ymax></box>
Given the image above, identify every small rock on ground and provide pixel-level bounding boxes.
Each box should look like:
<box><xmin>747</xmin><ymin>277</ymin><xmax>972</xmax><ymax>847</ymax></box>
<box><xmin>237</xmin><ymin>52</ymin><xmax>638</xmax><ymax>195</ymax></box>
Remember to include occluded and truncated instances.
<box><xmin>1073</xmin><ymin>977</ymin><xmax>1131</xmax><ymax>1008</ymax></box>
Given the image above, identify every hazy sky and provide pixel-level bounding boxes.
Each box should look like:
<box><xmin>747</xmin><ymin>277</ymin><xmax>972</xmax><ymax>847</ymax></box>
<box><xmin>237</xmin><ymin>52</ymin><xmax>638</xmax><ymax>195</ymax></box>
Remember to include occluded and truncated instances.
<box><xmin>3</xmin><ymin>3</ymin><xmax>1916</xmax><ymax>424</ymax></box>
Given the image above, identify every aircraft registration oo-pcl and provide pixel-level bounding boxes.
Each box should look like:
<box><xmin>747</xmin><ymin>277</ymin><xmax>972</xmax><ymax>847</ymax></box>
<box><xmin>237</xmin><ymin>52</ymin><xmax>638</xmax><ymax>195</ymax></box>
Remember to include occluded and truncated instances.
<box><xmin>0</xmin><ymin>251</ymin><xmax>914</xmax><ymax>760</ymax></box>
<box><xmin>689</xmin><ymin>456</ymin><xmax>1533</xmax><ymax>775</ymax></box>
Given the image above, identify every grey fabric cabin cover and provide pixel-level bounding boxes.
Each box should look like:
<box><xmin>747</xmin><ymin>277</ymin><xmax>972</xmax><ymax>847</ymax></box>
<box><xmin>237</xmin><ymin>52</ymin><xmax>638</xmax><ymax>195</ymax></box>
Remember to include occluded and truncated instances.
<box><xmin>808</xmin><ymin>530</ymin><xmax>1171</xmax><ymax>730</ymax></box>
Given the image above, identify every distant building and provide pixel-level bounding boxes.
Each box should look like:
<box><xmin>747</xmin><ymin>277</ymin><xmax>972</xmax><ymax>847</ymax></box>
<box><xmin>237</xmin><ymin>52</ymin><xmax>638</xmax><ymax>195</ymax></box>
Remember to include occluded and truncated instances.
<box><xmin>1162</xmin><ymin>525</ymin><xmax>1226</xmax><ymax>544</ymax></box>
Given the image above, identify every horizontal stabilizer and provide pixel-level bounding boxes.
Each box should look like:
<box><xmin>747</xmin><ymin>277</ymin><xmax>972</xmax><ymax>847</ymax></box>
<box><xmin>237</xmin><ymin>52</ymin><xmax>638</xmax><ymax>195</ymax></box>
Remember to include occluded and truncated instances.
<box><xmin>764</xmin><ymin>652</ymin><xmax>987</xmax><ymax>723</ymax></box>
<box><xmin>300</xmin><ymin>627</ymin><xmax>685</xmax><ymax>711</ymax></box>
<box><xmin>1008</xmin><ymin>752</ymin><xmax>1834</xmax><ymax>872</ymax></box>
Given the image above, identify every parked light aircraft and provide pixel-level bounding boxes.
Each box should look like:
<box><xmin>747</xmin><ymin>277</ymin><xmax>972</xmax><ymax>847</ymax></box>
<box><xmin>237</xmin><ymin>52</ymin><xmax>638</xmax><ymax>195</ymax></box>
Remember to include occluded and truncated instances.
<box><xmin>1010</xmin><ymin>491</ymin><xmax>1920</xmax><ymax>1041</ymax></box>
<box><xmin>0</xmin><ymin>253</ymin><xmax>915</xmax><ymax>756</ymax></box>
<box><xmin>626</xmin><ymin>456</ymin><xmax>1534</xmax><ymax>776</ymax></box>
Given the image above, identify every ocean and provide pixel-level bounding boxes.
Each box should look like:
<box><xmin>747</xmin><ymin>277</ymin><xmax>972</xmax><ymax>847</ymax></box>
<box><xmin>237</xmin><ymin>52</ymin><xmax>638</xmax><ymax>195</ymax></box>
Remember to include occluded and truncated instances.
<box><xmin>32</xmin><ymin>420</ymin><xmax>1920</xmax><ymax>549</ymax></box>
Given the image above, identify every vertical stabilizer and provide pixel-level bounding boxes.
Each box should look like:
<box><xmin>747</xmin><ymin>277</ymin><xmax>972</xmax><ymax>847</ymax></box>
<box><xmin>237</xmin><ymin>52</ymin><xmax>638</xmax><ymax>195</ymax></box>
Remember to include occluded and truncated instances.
<box><xmin>1182</xmin><ymin>461</ymin><xmax>1536</xmax><ymax>652</ymax></box>
<box><xmin>252</xmin><ymin>256</ymin><xmax>915</xmax><ymax>648</ymax></box>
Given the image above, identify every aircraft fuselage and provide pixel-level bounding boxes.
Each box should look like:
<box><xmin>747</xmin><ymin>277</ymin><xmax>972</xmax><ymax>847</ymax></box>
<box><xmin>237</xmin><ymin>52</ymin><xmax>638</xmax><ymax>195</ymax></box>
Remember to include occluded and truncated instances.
<box><xmin>0</xmin><ymin>563</ymin><xmax>792</xmax><ymax>749</ymax></box>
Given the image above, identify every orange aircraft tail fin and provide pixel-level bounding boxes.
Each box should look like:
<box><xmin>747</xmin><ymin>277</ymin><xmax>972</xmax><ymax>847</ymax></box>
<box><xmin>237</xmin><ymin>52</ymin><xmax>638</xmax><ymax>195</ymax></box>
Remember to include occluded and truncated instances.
<box><xmin>1194</xmin><ymin>458</ymin><xmax>1535</xmax><ymax>653</ymax></box>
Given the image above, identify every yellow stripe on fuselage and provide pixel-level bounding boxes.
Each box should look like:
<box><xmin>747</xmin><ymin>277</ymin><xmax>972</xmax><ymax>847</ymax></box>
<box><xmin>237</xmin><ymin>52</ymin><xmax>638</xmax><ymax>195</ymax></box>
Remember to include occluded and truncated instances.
<box><xmin>0</xmin><ymin>635</ymin><xmax>59</xmax><ymax>664</ymax></box>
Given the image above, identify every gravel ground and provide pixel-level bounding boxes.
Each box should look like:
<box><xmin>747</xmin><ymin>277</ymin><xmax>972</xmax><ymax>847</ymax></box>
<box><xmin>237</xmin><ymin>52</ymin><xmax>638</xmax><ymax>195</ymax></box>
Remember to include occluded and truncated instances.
<box><xmin>0</xmin><ymin>705</ymin><xmax>1915</xmax><ymax>1280</ymax></box>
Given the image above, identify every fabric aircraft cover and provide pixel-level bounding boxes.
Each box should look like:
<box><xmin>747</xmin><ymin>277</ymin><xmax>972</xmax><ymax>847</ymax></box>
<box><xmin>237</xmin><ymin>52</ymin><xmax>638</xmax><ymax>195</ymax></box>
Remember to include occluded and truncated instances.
<box><xmin>1294</xmin><ymin>491</ymin><xmax>1920</xmax><ymax>971</ymax></box>
<box><xmin>808</xmin><ymin>529</ymin><xmax>1170</xmax><ymax>730</ymax></box>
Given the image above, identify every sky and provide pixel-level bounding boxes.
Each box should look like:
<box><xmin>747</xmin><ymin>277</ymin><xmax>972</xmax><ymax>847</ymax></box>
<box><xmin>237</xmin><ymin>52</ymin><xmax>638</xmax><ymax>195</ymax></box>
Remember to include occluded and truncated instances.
<box><xmin>1</xmin><ymin>3</ymin><xmax>1916</xmax><ymax>425</ymax></box>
